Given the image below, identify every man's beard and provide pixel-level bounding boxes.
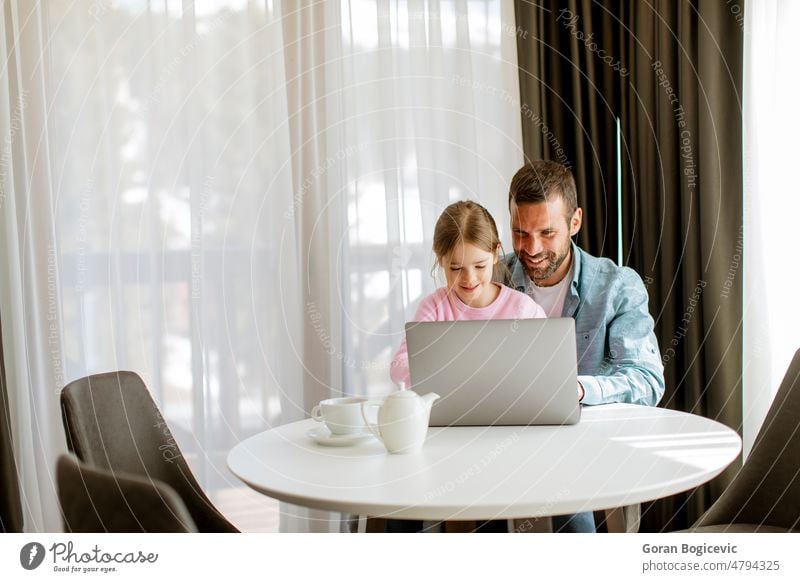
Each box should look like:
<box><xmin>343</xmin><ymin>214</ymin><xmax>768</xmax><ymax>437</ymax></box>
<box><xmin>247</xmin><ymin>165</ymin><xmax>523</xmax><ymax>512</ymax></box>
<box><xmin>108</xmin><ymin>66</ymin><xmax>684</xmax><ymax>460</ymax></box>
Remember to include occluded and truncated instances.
<box><xmin>522</xmin><ymin>246</ymin><xmax>570</xmax><ymax>286</ymax></box>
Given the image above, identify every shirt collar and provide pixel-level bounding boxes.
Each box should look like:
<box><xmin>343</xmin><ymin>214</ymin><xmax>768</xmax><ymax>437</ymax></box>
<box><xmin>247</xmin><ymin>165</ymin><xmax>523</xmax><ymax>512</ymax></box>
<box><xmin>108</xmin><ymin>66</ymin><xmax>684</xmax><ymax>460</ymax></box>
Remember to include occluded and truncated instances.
<box><xmin>569</xmin><ymin>241</ymin><xmax>582</xmax><ymax>290</ymax></box>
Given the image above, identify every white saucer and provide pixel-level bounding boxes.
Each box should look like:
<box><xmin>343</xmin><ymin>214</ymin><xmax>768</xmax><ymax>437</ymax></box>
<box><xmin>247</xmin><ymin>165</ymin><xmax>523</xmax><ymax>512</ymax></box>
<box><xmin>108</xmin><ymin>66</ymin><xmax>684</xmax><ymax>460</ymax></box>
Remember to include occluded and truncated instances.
<box><xmin>306</xmin><ymin>427</ymin><xmax>376</xmax><ymax>447</ymax></box>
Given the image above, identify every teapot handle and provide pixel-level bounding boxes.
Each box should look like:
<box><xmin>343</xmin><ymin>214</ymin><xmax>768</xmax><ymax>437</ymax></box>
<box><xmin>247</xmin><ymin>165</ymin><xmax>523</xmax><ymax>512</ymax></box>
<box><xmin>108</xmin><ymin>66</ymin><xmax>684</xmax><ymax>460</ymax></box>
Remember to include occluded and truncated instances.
<box><xmin>360</xmin><ymin>401</ymin><xmax>383</xmax><ymax>441</ymax></box>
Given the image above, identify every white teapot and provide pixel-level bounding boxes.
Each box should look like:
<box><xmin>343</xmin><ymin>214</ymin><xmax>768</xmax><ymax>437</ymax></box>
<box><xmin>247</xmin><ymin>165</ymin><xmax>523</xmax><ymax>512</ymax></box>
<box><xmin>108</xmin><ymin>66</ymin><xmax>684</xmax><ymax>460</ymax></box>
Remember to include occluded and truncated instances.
<box><xmin>361</xmin><ymin>390</ymin><xmax>440</xmax><ymax>454</ymax></box>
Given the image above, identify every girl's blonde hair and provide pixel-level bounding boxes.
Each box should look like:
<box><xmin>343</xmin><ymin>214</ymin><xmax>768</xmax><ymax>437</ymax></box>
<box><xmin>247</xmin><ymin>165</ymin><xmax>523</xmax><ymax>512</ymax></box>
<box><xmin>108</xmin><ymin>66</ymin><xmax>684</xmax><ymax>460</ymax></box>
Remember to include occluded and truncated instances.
<box><xmin>431</xmin><ymin>200</ymin><xmax>509</xmax><ymax>281</ymax></box>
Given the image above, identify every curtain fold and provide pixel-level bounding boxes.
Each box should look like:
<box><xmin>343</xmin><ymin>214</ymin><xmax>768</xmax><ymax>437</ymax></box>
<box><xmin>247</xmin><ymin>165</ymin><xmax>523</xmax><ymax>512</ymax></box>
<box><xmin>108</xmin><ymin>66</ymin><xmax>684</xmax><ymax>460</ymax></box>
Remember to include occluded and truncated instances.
<box><xmin>0</xmin><ymin>0</ymin><xmax>22</xmax><ymax>535</ymax></box>
<box><xmin>1</xmin><ymin>0</ymin><xmax>67</xmax><ymax>532</ymax></box>
<box><xmin>0</xmin><ymin>310</ymin><xmax>23</xmax><ymax>532</ymax></box>
<box><xmin>514</xmin><ymin>0</ymin><xmax>744</xmax><ymax>531</ymax></box>
<box><xmin>279</xmin><ymin>0</ymin><xmax>345</xmax><ymax>533</ymax></box>
<box><xmin>620</xmin><ymin>0</ymin><xmax>743</xmax><ymax>531</ymax></box>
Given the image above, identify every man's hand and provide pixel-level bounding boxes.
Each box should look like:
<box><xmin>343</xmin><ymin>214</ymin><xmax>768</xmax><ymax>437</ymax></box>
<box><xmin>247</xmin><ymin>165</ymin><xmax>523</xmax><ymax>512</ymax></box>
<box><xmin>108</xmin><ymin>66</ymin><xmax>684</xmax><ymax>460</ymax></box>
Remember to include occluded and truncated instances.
<box><xmin>577</xmin><ymin>381</ymin><xmax>585</xmax><ymax>402</ymax></box>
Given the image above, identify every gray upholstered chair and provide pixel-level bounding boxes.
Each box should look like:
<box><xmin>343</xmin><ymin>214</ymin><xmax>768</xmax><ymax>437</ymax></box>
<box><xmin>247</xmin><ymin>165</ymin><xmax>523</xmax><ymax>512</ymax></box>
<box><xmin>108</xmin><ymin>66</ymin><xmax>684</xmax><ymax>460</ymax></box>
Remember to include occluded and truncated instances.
<box><xmin>60</xmin><ymin>371</ymin><xmax>238</xmax><ymax>532</ymax></box>
<box><xmin>57</xmin><ymin>454</ymin><xmax>197</xmax><ymax>532</ymax></box>
<box><xmin>688</xmin><ymin>348</ymin><xmax>800</xmax><ymax>532</ymax></box>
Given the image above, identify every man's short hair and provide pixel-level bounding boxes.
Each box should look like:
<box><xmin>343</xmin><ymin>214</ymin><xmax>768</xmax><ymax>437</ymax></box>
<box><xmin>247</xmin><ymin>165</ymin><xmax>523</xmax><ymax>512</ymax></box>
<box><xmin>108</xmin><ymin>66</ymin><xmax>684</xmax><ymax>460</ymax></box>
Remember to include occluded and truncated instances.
<box><xmin>509</xmin><ymin>161</ymin><xmax>578</xmax><ymax>218</ymax></box>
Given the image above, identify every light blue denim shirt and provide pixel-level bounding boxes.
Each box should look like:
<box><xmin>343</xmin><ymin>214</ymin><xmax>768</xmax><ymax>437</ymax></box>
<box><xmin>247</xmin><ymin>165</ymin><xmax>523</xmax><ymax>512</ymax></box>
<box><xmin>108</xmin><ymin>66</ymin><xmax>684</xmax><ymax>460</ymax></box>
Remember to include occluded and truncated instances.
<box><xmin>505</xmin><ymin>243</ymin><xmax>665</xmax><ymax>406</ymax></box>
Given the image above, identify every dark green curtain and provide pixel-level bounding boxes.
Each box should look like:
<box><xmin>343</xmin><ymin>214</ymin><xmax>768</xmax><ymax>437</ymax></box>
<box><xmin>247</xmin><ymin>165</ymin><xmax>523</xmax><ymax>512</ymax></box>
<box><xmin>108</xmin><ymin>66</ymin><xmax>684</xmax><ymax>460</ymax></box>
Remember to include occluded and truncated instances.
<box><xmin>515</xmin><ymin>0</ymin><xmax>622</xmax><ymax>257</ymax></box>
<box><xmin>515</xmin><ymin>0</ymin><xmax>743</xmax><ymax>531</ymax></box>
<box><xmin>1</xmin><ymin>310</ymin><xmax>23</xmax><ymax>532</ymax></box>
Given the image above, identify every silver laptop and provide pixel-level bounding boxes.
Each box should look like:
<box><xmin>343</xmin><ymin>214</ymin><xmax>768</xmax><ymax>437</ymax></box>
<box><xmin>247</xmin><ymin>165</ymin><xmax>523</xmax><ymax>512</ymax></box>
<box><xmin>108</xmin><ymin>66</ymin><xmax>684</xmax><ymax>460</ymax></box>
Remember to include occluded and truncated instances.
<box><xmin>406</xmin><ymin>318</ymin><xmax>580</xmax><ymax>426</ymax></box>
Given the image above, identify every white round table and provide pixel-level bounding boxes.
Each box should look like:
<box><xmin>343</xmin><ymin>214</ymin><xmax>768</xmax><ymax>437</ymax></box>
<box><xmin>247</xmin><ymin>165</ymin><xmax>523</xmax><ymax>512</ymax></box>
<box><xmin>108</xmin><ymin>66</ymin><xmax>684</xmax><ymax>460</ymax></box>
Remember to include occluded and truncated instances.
<box><xmin>227</xmin><ymin>404</ymin><xmax>741</xmax><ymax>520</ymax></box>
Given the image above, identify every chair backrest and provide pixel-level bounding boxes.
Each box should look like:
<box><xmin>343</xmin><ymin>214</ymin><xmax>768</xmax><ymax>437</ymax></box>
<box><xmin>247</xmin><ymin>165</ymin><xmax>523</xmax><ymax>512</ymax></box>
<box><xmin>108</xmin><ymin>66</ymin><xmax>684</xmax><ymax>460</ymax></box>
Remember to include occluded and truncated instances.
<box><xmin>60</xmin><ymin>371</ymin><xmax>237</xmax><ymax>532</ymax></box>
<box><xmin>696</xmin><ymin>348</ymin><xmax>800</xmax><ymax>530</ymax></box>
<box><xmin>57</xmin><ymin>454</ymin><xmax>197</xmax><ymax>532</ymax></box>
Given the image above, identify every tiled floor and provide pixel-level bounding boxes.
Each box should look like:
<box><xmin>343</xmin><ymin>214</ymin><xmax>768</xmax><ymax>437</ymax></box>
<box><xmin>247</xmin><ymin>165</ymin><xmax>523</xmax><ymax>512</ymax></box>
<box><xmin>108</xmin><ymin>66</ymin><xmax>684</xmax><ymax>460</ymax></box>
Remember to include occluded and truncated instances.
<box><xmin>211</xmin><ymin>486</ymin><xmax>280</xmax><ymax>533</ymax></box>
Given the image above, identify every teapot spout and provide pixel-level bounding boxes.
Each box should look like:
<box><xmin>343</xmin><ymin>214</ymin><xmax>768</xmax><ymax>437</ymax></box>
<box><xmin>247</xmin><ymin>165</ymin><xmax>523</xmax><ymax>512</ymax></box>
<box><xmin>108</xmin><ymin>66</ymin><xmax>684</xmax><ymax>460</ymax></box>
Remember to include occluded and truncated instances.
<box><xmin>421</xmin><ymin>392</ymin><xmax>440</xmax><ymax>411</ymax></box>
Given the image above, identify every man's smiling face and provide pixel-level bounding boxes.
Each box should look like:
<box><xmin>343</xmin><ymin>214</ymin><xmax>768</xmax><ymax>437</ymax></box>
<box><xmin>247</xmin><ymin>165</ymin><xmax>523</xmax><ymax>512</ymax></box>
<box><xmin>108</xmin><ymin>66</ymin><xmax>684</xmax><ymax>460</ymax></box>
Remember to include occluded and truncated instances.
<box><xmin>510</xmin><ymin>196</ymin><xmax>582</xmax><ymax>287</ymax></box>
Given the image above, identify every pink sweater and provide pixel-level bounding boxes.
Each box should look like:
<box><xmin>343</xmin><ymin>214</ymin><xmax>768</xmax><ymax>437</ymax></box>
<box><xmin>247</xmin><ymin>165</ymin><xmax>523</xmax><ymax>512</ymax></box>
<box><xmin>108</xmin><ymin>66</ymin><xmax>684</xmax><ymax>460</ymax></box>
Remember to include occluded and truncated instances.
<box><xmin>389</xmin><ymin>284</ymin><xmax>546</xmax><ymax>387</ymax></box>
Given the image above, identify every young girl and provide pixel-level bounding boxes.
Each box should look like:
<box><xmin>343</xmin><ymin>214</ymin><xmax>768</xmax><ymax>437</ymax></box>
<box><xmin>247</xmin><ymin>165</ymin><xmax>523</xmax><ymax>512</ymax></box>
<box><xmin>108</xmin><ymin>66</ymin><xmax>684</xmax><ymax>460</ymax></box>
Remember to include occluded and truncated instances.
<box><xmin>390</xmin><ymin>200</ymin><xmax>546</xmax><ymax>387</ymax></box>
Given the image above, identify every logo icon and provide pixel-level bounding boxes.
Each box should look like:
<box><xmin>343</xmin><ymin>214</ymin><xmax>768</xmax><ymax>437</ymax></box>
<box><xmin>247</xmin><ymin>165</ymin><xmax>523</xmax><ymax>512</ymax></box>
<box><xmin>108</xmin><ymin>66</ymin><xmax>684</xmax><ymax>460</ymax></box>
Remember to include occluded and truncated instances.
<box><xmin>20</xmin><ymin>542</ymin><xmax>46</xmax><ymax>570</ymax></box>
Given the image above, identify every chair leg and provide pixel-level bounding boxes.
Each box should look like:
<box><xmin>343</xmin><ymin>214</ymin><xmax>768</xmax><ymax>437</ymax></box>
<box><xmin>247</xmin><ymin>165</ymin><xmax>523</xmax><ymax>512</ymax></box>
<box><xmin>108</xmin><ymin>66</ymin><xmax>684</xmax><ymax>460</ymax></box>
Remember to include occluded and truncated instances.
<box><xmin>624</xmin><ymin>504</ymin><xmax>641</xmax><ymax>532</ymax></box>
<box><xmin>356</xmin><ymin>515</ymin><xmax>367</xmax><ymax>533</ymax></box>
<box><xmin>604</xmin><ymin>504</ymin><xmax>640</xmax><ymax>533</ymax></box>
<box><xmin>340</xmin><ymin>513</ymin><xmax>370</xmax><ymax>533</ymax></box>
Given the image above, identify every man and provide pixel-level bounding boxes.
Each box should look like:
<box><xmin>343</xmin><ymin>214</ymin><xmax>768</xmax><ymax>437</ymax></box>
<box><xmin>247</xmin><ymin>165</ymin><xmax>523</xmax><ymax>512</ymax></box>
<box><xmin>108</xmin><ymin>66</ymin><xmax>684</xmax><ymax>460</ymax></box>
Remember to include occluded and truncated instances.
<box><xmin>505</xmin><ymin>160</ymin><xmax>665</xmax><ymax>532</ymax></box>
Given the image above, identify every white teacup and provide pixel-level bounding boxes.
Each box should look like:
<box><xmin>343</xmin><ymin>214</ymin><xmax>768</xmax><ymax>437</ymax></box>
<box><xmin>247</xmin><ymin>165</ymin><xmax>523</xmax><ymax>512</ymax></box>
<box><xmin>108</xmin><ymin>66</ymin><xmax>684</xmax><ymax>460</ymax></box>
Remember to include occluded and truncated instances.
<box><xmin>311</xmin><ymin>397</ymin><xmax>368</xmax><ymax>435</ymax></box>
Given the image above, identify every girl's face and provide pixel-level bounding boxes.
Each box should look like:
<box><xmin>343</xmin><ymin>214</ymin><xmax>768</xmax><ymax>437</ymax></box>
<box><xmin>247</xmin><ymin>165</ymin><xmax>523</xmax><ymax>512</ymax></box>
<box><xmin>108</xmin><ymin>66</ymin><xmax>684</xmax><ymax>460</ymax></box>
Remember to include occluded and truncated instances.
<box><xmin>442</xmin><ymin>241</ymin><xmax>499</xmax><ymax>308</ymax></box>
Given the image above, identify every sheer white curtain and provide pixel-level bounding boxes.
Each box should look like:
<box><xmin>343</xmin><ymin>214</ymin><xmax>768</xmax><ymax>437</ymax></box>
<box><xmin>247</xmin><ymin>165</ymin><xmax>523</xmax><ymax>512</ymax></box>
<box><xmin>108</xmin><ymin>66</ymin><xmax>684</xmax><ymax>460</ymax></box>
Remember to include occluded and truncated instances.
<box><xmin>743</xmin><ymin>0</ymin><xmax>800</xmax><ymax>458</ymax></box>
<box><xmin>280</xmin><ymin>0</ymin><xmax>524</xmax><ymax>531</ymax></box>
<box><xmin>0</xmin><ymin>0</ymin><xmax>523</xmax><ymax>532</ymax></box>
<box><xmin>2</xmin><ymin>0</ymin><xmax>303</xmax><ymax>532</ymax></box>
<box><xmin>1</xmin><ymin>0</ymin><xmax>66</xmax><ymax>532</ymax></box>
<box><xmin>339</xmin><ymin>0</ymin><xmax>525</xmax><ymax>395</ymax></box>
